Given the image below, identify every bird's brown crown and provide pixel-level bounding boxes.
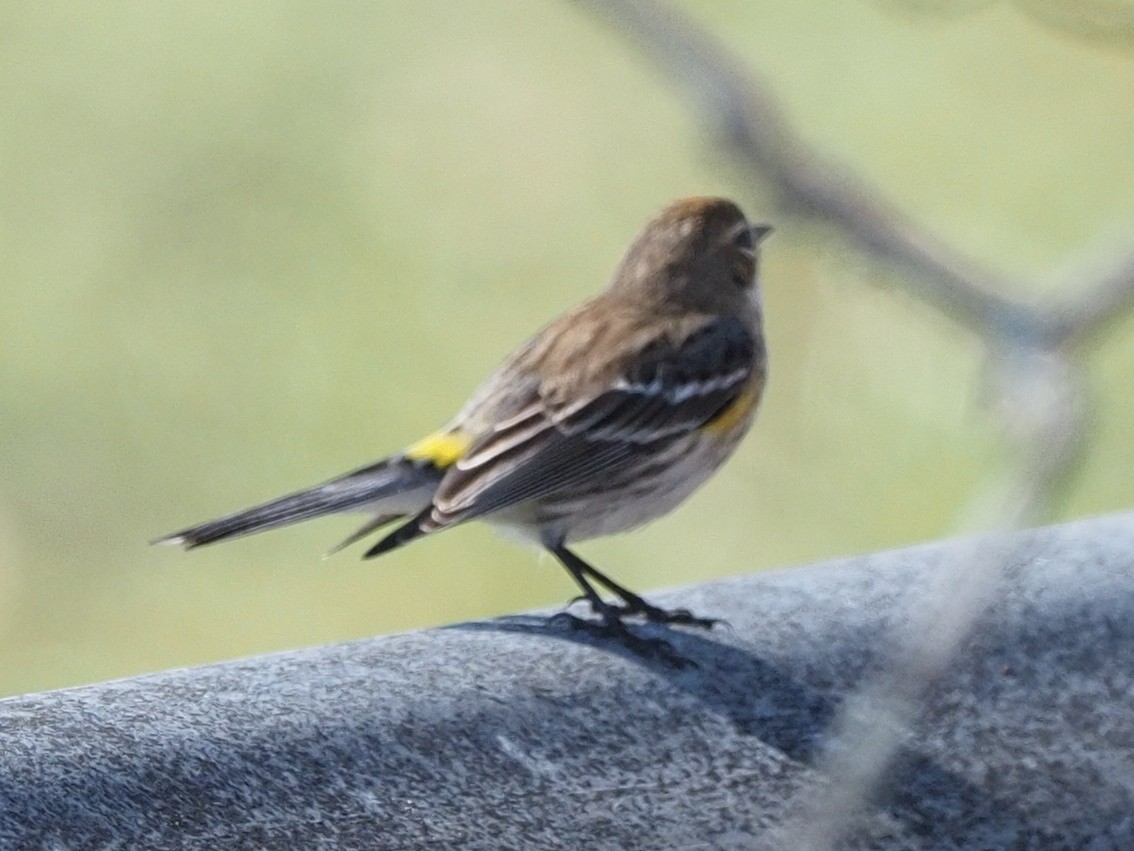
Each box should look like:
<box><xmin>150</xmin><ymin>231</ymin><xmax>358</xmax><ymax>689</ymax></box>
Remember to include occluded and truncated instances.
<box><xmin>608</xmin><ymin>197</ymin><xmax>769</xmax><ymax>316</ymax></box>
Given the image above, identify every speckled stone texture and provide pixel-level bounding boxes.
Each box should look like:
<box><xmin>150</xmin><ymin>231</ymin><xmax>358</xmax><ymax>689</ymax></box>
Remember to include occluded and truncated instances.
<box><xmin>2</xmin><ymin>513</ymin><xmax>1133</xmax><ymax>850</ymax></box>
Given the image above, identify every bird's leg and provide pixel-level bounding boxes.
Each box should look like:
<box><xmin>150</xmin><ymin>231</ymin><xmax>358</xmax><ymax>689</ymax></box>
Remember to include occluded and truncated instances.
<box><xmin>549</xmin><ymin>545</ymin><xmax>620</xmax><ymax>624</ymax></box>
<box><xmin>549</xmin><ymin>544</ymin><xmax>716</xmax><ymax>629</ymax></box>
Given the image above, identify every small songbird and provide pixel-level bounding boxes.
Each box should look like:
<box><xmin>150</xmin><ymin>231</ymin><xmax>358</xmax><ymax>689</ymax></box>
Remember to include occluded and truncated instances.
<box><xmin>156</xmin><ymin>197</ymin><xmax>771</xmax><ymax>640</ymax></box>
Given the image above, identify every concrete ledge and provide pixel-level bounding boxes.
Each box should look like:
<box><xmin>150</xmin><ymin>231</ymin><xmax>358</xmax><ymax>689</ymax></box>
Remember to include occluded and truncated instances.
<box><xmin>3</xmin><ymin>513</ymin><xmax>1134</xmax><ymax>849</ymax></box>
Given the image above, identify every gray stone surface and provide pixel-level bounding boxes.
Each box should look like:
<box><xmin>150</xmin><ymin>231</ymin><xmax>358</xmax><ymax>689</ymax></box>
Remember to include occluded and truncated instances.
<box><xmin>2</xmin><ymin>513</ymin><xmax>1134</xmax><ymax>850</ymax></box>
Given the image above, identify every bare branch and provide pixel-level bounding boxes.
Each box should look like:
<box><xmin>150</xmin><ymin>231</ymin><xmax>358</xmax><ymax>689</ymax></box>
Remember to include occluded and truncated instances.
<box><xmin>574</xmin><ymin>0</ymin><xmax>1134</xmax><ymax>350</ymax></box>
<box><xmin>1043</xmin><ymin>249</ymin><xmax>1134</xmax><ymax>346</ymax></box>
<box><xmin>571</xmin><ymin>0</ymin><xmax>1031</xmax><ymax>336</ymax></box>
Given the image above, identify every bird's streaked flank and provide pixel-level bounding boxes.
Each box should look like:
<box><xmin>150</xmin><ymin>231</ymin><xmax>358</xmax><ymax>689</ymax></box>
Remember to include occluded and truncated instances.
<box><xmin>156</xmin><ymin>197</ymin><xmax>771</xmax><ymax>648</ymax></box>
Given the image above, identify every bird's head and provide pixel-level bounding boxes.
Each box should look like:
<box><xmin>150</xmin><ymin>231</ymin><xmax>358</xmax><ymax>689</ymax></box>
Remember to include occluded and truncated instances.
<box><xmin>609</xmin><ymin>196</ymin><xmax>772</xmax><ymax>318</ymax></box>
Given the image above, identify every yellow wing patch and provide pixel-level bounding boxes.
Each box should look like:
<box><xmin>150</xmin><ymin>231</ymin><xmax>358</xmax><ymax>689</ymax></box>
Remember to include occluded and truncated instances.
<box><xmin>702</xmin><ymin>379</ymin><xmax>763</xmax><ymax>437</ymax></box>
<box><xmin>405</xmin><ymin>430</ymin><xmax>473</xmax><ymax>469</ymax></box>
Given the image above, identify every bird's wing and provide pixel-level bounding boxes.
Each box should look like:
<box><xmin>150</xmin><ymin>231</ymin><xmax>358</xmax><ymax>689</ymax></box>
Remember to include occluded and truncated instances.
<box><xmin>429</xmin><ymin>314</ymin><xmax>760</xmax><ymax>525</ymax></box>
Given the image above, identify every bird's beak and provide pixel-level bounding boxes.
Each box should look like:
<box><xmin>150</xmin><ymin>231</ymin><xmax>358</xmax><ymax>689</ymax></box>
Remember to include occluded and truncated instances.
<box><xmin>750</xmin><ymin>224</ymin><xmax>774</xmax><ymax>244</ymax></box>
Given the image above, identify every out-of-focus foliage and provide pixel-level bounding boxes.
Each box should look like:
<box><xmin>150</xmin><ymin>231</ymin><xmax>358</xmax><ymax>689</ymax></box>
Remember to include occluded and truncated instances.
<box><xmin>1</xmin><ymin>0</ymin><xmax>1132</xmax><ymax>696</ymax></box>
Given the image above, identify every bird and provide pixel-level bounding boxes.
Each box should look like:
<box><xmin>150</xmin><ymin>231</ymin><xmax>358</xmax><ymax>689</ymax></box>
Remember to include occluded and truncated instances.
<box><xmin>155</xmin><ymin>196</ymin><xmax>771</xmax><ymax>645</ymax></box>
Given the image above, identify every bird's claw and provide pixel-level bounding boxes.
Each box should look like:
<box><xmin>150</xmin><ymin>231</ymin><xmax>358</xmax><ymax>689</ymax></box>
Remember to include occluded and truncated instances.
<box><xmin>588</xmin><ymin>599</ymin><xmax>717</xmax><ymax>630</ymax></box>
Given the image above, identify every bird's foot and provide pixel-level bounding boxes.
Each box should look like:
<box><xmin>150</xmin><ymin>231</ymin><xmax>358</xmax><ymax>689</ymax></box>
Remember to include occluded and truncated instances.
<box><xmin>595</xmin><ymin>597</ymin><xmax>718</xmax><ymax>630</ymax></box>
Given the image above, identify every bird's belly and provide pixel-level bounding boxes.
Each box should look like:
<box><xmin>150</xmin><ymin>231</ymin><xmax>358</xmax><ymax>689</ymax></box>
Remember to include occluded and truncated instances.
<box><xmin>526</xmin><ymin>428</ymin><xmax>749</xmax><ymax>543</ymax></box>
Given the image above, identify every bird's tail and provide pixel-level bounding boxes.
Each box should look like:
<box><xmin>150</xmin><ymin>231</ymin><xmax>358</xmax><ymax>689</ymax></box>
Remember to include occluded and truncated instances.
<box><xmin>152</xmin><ymin>456</ymin><xmax>443</xmax><ymax>551</ymax></box>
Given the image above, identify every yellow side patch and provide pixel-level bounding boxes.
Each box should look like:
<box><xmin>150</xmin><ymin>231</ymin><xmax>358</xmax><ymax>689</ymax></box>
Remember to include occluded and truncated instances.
<box><xmin>703</xmin><ymin>380</ymin><xmax>763</xmax><ymax>437</ymax></box>
<box><xmin>405</xmin><ymin>430</ymin><xmax>473</xmax><ymax>469</ymax></box>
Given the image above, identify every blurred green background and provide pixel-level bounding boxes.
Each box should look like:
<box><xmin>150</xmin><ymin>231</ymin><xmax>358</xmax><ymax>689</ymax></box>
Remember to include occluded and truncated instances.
<box><xmin>2</xmin><ymin>1</ymin><xmax>1133</xmax><ymax>697</ymax></box>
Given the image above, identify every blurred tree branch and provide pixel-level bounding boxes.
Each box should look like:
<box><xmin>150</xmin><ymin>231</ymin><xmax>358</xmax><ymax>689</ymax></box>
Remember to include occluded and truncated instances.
<box><xmin>571</xmin><ymin>0</ymin><xmax>1134</xmax><ymax>349</ymax></box>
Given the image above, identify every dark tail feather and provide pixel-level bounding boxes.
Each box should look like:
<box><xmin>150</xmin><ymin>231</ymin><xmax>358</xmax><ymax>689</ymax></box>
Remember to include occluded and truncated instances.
<box><xmin>324</xmin><ymin>513</ymin><xmax>402</xmax><ymax>556</ymax></box>
<box><xmin>154</xmin><ymin>458</ymin><xmax>440</xmax><ymax>550</ymax></box>
<box><xmin>363</xmin><ymin>509</ymin><xmax>432</xmax><ymax>559</ymax></box>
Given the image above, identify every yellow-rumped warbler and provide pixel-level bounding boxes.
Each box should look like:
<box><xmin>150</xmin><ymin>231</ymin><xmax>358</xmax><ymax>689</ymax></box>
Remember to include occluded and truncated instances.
<box><xmin>157</xmin><ymin>197</ymin><xmax>770</xmax><ymax>636</ymax></box>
